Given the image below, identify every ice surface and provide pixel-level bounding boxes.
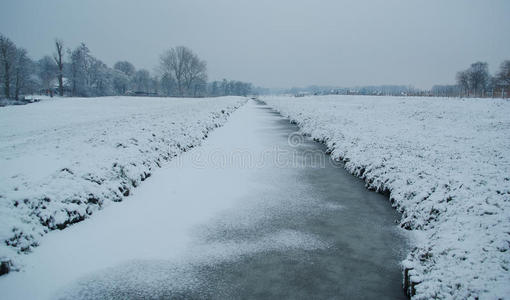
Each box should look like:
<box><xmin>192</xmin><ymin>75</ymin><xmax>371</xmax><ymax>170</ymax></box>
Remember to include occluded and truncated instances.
<box><xmin>0</xmin><ymin>100</ymin><xmax>335</xmax><ymax>299</ymax></box>
<box><xmin>262</xmin><ymin>95</ymin><xmax>510</xmax><ymax>299</ymax></box>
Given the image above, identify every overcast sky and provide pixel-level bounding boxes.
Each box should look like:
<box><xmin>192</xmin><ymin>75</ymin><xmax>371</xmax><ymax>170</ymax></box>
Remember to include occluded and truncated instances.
<box><xmin>1</xmin><ymin>0</ymin><xmax>509</xmax><ymax>89</ymax></box>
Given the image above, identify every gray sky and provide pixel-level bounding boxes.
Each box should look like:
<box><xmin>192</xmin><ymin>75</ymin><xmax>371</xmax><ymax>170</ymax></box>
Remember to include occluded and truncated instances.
<box><xmin>1</xmin><ymin>0</ymin><xmax>509</xmax><ymax>89</ymax></box>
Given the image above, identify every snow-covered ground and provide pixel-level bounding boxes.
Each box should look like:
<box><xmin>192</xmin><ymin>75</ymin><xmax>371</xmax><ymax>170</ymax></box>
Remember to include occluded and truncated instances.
<box><xmin>0</xmin><ymin>100</ymin><xmax>341</xmax><ymax>299</ymax></box>
<box><xmin>0</xmin><ymin>96</ymin><xmax>246</xmax><ymax>270</ymax></box>
<box><xmin>261</xmin><ymin>95</ymin><xmax>510</xmax><ymax>299</ymax></box>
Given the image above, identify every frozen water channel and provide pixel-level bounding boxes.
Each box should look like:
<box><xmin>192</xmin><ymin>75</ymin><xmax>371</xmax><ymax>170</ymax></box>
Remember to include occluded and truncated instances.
<box><xmin>1</xmin><ymin>100</ymin><xmax>408</xmax><ymax>299</ymax></box>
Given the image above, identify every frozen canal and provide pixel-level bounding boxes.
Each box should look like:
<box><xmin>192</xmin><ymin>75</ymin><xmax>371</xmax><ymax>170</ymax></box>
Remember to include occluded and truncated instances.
<box><xmin>1</xmin><ymin>101</ymin><xmax>408</xmax><ymax>299</ymax></box>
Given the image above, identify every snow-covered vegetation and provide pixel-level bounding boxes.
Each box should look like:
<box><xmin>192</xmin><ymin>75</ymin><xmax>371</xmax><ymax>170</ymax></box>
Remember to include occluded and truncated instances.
<box><xmin>0</xmin><ymin>96</ymin><xmax>246</xmax><ymax>272</ymax></box>
<box><xmin>262</xmin><ymin>95</ymin><xmax>510</xmax><ymax>299</ymax></box>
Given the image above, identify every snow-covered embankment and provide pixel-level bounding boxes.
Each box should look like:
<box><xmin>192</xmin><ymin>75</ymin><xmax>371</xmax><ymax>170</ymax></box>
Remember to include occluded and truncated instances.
<box><xmin>0</xmin><ymin>96</ymin><xmax>246</xmax><ymax>272</ymax></box>
<box><xmin>262</xmin><ymin>95</ymin><xmax>510</xmax><ymax>299</ymax></box>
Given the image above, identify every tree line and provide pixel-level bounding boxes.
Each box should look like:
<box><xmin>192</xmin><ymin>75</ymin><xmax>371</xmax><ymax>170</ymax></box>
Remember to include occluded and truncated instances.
<box><xmin>0</xmin><ymin>33</ymin><xmax>252</xmax><ymax>99</ymax></box>
<box><xmin>287</xmin><ymin>62</ymin><xmax>510</xmax><ymax>98</ymax></box>
<box><xmin>455</xmin><ymin>61</ymin><xmax>510</xmax><ymax>98</ymax></box>
<box><xmin>432</xmin><ymin>60</ymin><xmax>510</xmax><ymax>98</ymax></box>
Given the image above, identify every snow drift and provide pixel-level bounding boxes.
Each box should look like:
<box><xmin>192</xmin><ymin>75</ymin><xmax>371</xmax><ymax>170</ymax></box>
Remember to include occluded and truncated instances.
<box><xmin>0</xmin><ymin>96</ymin><xmax>246</xmax><ymax>271</ymax></box>
<box><xmin>261</xmin><ymin>95</ymin><xmax>510</xmax><ymax>299</ymax></box>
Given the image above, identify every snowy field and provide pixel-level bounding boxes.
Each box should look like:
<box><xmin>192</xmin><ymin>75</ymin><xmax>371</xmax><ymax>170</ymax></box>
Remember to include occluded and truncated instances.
<box><xmin>0</xmin><ymin>96</ymin><xmax>246</xmax><ymax>270</ymax></box>
<box><xmin>262</xmin><ymin>95</ymin><xmax>510</xmax><ymax>299</ymax></box>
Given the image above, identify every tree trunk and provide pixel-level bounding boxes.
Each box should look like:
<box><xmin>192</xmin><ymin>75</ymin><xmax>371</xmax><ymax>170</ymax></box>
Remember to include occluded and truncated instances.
<box><xmin>3</xmin><ymin>61</ymin><xmax>9</xmax><ymax>99</ymax></box>
<box><xmin>58</xmin><ymin>73</ymin><xmax>63</xmax><ymax>96</ymax></box>
<box><xmin>14</xmin><ymin>71</ymin><xmax>19</xmax><ymax>100</ymax></box>
<box><xmin>54</xmin><ymin>40</ymin><xmax>65</xmax><ymax>96</ymax></box>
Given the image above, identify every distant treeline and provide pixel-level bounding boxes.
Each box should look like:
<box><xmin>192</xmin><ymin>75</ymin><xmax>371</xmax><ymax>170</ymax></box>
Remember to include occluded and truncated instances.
<box><xmin>287</xmin><ymin>61</ymin><xmax>510</xmax><ymax>98</ymax></box>
<box><xmin>0</xmin><ymin>33</ymin><xmax>252</xmax><ymax>99</ymax></box>
<box><xmin>432</xmin><ymin>61</ymin><xmax>510</xmax><ymax>98</ymax></box>
<box><xmin>286</xmin><ymin>85</ymin><xmax>426</xmax><ymax>97</ymax></box>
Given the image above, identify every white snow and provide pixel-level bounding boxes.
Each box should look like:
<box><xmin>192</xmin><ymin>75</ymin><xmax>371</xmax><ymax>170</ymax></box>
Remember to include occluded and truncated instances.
<box><xmin>261</xmin><ymin>95</ymin><xmax>510</xmax><ymax>299</ymax></box>
<box><xmin>0</xmin><ymin>100</ymin><xmax>329</xmax><ymax>299</ymax></box>
<box><xmin>3</xmin><ymin>94</ymin><xmax>507</xmax><ymax>298</ymax></box>
<box><xmin>0</xmin><ymin>96</ymin><xmax>246</xmax><ymax>269</ymax></box>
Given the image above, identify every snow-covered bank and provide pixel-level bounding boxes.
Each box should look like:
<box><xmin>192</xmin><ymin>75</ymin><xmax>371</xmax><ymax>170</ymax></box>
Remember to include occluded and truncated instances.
<box><xmin>0</xmin><ymin>96</ymin><xmax>246</xmax><ymax>271</ymax></box>
<box><xmin>1</xmin><ymin>100</ymin><xmax>405</xmax><ymax>299</ymax></box>
<box><xmin>0</xmin><ymin>98</ymin><xmax>39</xmax><ymax>107</ymax></box>
<box><xmin>0</xmin><ymin>95</ymin><xmax>54</xmax><ymax>107</ymax></box>
<box><xmin>261</xmin><ymin>95</ymin><xmax>510</xmax><ymax>299</ymax></box>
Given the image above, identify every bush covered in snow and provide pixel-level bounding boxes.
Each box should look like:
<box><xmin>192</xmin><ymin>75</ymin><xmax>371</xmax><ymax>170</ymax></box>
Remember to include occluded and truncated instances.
<box><xmin>0</xmin><ymin>96</ymin><xmax>246</xmax><ymax>270</ymax></box>
<box><xmin>262</xmin><ymin>95</ymin><xmax>510</xmax><ymax>299</ymax></box>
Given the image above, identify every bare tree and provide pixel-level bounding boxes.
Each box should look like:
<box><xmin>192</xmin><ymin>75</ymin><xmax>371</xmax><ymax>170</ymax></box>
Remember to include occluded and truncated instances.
<box><xmin>113</xmin><ymin>61</ymin><xmax>136</xmax><ymax>77</ymax></box>
<box><xmin>112</xmin><ymin>69</ymin><xmax>130</xmax><ymax>95</ymax></box>
<box><xmin>456</xmin><ymin>62</ymin><xmax>490</xmax><ymax>97</ymax></box>
<box><xmin>495</xmin><ymin>60</ymin><xmax>510</xmax><ymax>98</ymax></box>
<box><xmin>159</xmin><ymin>46</ymin><xmax>207</xmax><ymax>97</ymax></box>
<box><xmin>38</xmin><ymin>56</ymin><xmax>57</xmax><ymax>96</ymax></box>
<box><xmin>89</xmin><ymin>57</ymin><xmax>112</xmax><ymax>96</ymax></box>
<box><xmin>456</xmin><ymin>70</ymin><xmax>469</xmax><ymax>97</ymax></box>
<box><xmin>13</xmin><ymin>48</ymin><xmax>33</xmax><ymax>100</ymax></box>
<box><xmin>0</xmin><ymin>34</ymin><xmax>16</xmax><ymax>98</ymax></box>
<box><xmin>132</xmin><ymin>69</ymin><xmax>151</xmax><ymax>93</ymax></box>
<box><xmin>191</xmin><ymin>76</ymin><xmax>207</xmax><ymax>97</ymax></box>
<box><xmin>208</xmin><ymin>79</ymin><xmax>252</xmax><ymax>97</ymax></box>
<box><xmin>183</xmin><ymin>51</ymin><xmax>207</xmax><ymax>96</ymax></box>
<box><xmin>160</xmin><ymin>72</ymin><xmax>176</xmax><ymax>96</ymax></box>
<box><xmin>468</xmin><ymin>62</ymin><xmax>490</xmax><ymax>97</ymax></box>
<box><xmin>68</xmin><ymin>43</ymin><xmax>91</xmax><ymax>96</ymax></box>
<box><xmin>53</xmin><ymin>39</ymin><xmax>65</xmax><ymax>96</ymax></box>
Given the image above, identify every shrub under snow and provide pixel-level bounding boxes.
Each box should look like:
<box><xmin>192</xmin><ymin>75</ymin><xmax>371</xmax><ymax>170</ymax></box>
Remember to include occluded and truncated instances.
<box><xmin>262</xmin><ymin>95</ymin><xmax>510</xmax><ymax>299</ymax></box>
<box><xmin>0</xmin><ymin>96</ymin><xmax>246</xmax><ymax>271</ymax></box>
